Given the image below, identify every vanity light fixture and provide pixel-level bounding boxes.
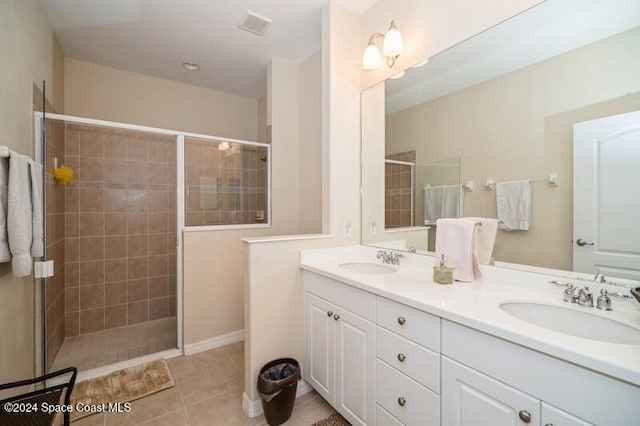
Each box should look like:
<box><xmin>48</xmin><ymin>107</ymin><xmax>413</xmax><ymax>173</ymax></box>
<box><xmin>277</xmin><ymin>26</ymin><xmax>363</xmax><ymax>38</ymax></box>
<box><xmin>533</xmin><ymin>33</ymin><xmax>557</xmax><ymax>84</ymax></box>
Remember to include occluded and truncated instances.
<box><xmin>362</xmin><ymin>21</ymin><xmax>404</xmax><ymax>70</ymax></box>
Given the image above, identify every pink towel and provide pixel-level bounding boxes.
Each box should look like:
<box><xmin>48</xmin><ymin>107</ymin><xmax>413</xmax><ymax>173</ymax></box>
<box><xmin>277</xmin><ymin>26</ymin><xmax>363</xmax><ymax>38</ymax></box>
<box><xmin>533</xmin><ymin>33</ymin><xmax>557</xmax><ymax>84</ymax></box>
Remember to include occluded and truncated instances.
<box><xmin>434</xmin><ymin>218</ymin><xmax>482</xmax><ymax>282</ymax></box>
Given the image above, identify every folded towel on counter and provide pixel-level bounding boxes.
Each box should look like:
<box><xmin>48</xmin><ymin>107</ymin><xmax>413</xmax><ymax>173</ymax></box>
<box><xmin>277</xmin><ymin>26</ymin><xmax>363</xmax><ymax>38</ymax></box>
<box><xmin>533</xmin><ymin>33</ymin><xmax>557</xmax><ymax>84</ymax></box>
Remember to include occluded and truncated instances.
<box><xmin>496</xmin><ymin>180</ymin><xmax>531</xmax><ymax>231</ymax></box>
<box><xmin>463</xmin><ymin>217</ymin><xmax>498</xmax><ymax>264</ymax></box>
<box><xmin>7</xmin><ymin>152</ymin><xmax>34</xmax><ymax>276</ymax></box>
<box><xmin>0</xmin><ymin>156</ymin><xmax>9</xmax><ymax>262</ymax></box>
<box><xmin>434</xmin><ymin>218</ymin><xmax>481</xmax><ymax>282</ymax></box>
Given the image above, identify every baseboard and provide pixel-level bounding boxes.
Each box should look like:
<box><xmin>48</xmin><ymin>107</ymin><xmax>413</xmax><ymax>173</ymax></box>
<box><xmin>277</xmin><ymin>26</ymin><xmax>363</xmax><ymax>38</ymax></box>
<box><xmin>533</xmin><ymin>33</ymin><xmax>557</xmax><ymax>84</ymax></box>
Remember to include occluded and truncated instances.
<box><xmin>242</xmin><ymin>379</ymin><xmax>313</xmax><ymax>418</ymax></box>
<box><xmin>183</xmin><ymin>329</ymin><xmax>244</xmax><ymax>356</ymax></box>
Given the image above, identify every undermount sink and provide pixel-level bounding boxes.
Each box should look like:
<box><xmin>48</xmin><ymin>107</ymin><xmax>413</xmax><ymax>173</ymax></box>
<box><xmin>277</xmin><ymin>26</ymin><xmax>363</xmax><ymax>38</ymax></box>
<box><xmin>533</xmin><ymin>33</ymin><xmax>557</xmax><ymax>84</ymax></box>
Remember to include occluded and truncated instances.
<box><xmin>338</xmin><ymin>262</ymin><xmax>396</xmax><ymax>275</ymax></box>
<box><xmin>500</xmin><ymin>301</ymin><xmax>640</xmax><ymax>344</ymax></box>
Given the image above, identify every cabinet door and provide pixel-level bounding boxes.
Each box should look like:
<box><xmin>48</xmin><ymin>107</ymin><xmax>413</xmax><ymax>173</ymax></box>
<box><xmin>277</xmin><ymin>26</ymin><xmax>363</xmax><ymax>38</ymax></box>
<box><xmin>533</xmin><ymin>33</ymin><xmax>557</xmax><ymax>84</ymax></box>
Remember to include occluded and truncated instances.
<box><xmin>442</xmin><ymin>357</ymin><xmax>540</xmax><ymax>426</ymax></box>
<box><xmin>305</xmin><ymin>293</ymin><xmax>335</xmax><ymax>403</ymax></box>
<box><xmin>335</xmin><ymin>307</ymin><xmax>376</xmax><ymax>426</ymax></box>
<box><xmin>541</xmin><ymin>403</ymin><xmax>593</xmax><ymax>426</ymax></box>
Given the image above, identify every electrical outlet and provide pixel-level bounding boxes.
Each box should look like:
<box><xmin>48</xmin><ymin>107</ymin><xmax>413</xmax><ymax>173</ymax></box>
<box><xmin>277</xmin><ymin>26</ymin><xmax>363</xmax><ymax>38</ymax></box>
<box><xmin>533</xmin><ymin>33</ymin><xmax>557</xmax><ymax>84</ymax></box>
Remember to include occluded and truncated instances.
<box><xmin>369</xmin><ymin>216</ymin><xmax>377</xmax><ymax>234</ymax></box>
<box><xmin>342</xmin><ymin>217</ymin><xmax>352</xmax><ymax>237</ymax></box>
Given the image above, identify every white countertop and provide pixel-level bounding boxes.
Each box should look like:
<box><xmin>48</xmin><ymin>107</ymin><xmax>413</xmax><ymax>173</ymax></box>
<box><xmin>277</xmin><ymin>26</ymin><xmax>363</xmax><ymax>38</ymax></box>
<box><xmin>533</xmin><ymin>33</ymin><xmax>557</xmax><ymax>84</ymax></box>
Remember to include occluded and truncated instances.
<box><xmin>299</xmin><ymin>245</ymin><xmax>640</xmax><ymax>387</ymax></box>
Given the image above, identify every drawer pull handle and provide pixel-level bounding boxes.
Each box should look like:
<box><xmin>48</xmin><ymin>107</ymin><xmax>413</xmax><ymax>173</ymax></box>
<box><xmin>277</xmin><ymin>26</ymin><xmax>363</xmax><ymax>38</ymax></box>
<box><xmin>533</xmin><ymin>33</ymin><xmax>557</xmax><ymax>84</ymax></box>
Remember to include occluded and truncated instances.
<box><xmin>327</xmin><ymin>311</ymin><xmax>333</xmax><ymax>317</ymax></box>
<box><xmin>518</xmin><ymin>410</ymin><xmax>532</xmax><ymax>423</ymax></box>
<box><xmin>397</xmin><ymin>397</ymin><xmax>406</xmax><ymax>407</ymax></box>
<box><xmin>397</xmin><ymin>316</ymin><xmax>406</xmax><ymax>325</ymax></box>
<box><xmin>397</xmin><ymin>353</ymin><xmax>406</xmax><ymax>362</ymax></box>
<box><xmin>333</xmin><ymin>314</ymin><xmax>340</xmax><ymax>321</ymax></box>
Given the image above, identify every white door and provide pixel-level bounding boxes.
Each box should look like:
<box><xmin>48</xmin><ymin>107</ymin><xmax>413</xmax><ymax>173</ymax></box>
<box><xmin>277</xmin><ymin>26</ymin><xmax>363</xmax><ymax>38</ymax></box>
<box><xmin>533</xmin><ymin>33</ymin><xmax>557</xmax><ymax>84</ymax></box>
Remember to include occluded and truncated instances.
<box><xmin>305</xmin><ymin>293</ymin><xmax>335</xmax><ymax>403</ymax></box>
<box><xmin>541</xmin><ymin>403</ymin><xmax>593</xmax><ymax>426</ymax></box>
<box><xmin>334</xmin><ymin>307</ymin><xmax>376</xmax><ymax>426</ymax></box>
<box><xmin>442</xmin><ymin>357</ymin><xmax>540</xmax><ymax>426</ymax></box>
<box><xmin>573</xmin><ymin>111</ymin><xmax>640</xmax><ymax>279</ymax></box>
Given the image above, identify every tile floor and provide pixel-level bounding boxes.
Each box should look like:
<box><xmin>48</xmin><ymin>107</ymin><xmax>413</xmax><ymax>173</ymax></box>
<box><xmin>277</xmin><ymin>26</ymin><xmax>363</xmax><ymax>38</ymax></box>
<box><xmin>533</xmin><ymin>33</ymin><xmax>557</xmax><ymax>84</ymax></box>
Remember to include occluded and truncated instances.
<box><xmin>52</xmin><ymin>317</ymin><xmax>176</xmax><ymax>372</ymax></box>
<box><xmin>71</xmin><ymin>342</ymin><xmax>336</xmax><ymax>425</ymax></box>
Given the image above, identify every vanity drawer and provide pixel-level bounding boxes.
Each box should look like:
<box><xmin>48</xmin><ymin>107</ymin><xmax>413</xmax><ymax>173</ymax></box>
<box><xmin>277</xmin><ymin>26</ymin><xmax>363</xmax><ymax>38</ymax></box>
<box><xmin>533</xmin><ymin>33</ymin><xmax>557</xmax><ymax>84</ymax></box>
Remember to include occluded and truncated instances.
<box><xmin>376</xmin><ymin>359</ymin><xmax>440</xmax><ymax>426</ymax></box>
<box><xmin>304</xmin><ymin>271</ymin><xmax>375</xmax><ymax>321</ymax></box>
<box><xmin>376</xmin><ymin>405</ymin><xmax>403</xmax><ymax>426</ymax></box>
<box><xmin>376</xmin><ymin>296</ymin><xmax>440</xmax><ymax>351</ymax></box>
<box><xmin>377</xmin><ymin>326</ymin><xmax>440</xmax><ymax>393</ymax></box>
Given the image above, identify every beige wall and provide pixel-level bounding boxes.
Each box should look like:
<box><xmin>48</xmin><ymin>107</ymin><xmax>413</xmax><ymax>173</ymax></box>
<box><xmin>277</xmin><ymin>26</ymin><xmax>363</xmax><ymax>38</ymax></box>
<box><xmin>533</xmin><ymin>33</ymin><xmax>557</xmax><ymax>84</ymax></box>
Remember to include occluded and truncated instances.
<box><xmin>385</xmin><ymin>28</ymin><xmax>640</xmax><ymax>269</ymax></box>
<box><xmin>244</xmin><ymin>2</ymin><xmax>363</xmax><ymax>403</ymax></box>
<box><xmin>0</xmin><ymin>0</ymin><xmax>64</xmax><ymax>387</ymax></box>
<box><xmin>64</xmin><ymin>59</ymin><xmax>258</xmax><ymax>141</ymax></box>
<box><xmin>184</xmin><ymin>57</ymin><xmax>324</xmax><ymax>346</ymax></box>
<box><xmin>298</xmin><ymin>52</ymin><xmax>323</xmax><ymax>234</ymax></box>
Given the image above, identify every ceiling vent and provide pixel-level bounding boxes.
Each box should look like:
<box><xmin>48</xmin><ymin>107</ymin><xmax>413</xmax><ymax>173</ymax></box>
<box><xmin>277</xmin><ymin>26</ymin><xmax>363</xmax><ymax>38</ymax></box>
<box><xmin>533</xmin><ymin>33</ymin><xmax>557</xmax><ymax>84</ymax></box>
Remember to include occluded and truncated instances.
<box><xmin>238</xmin><ymin>10</ymin><xmax>272</xmax><ymax>36</ymax></box>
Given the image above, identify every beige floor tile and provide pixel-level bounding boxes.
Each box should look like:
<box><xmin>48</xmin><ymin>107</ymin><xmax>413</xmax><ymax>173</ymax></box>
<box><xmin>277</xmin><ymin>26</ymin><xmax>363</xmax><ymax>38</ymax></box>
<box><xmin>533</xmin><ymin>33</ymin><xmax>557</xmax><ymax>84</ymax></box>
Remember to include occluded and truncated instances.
<box><xmin>70</xmin><ymin>412</ymin><xmax>106</xmax><ymax>425</ymax></box>
<box><xmin>139</xmin><ymin>408</ymin><xmax>189</xmax><ymax>425</ymax></box>
<box><xmin>105</xmin><ymin>387</ymin><xmax>184</xmax><ymax>425</ymax></box>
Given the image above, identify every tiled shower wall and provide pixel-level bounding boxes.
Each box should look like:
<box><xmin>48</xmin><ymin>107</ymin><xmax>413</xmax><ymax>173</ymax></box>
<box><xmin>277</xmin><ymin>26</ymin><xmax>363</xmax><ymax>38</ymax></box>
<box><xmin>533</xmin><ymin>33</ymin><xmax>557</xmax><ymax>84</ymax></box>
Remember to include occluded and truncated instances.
<box><xmin>34</xmin><ymin>84</ymin><xmax>67</xmax><ymax>369</ymax></box>
<box><xmin>64</xmin><ymin>125</ymin><xmax>177</xmax><ymax>337</ymax></box>
<box><xmin>385</xmin><ymin>151</ymin><xmax>415</xmax><ymax>228</ymax></box>
<box><xmin>185</xmin><ymin>138</ymin><xmax>269</xmax><ymax>226</ymax></box>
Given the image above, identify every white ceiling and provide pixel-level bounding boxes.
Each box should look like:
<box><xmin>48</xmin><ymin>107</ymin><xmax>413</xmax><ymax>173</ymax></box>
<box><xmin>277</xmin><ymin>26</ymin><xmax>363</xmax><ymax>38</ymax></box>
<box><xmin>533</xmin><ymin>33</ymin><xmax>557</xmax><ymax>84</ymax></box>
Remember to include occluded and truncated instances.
<box><xmin>386</xmin><ymin>0</ymin><xmax>640</xmax><ymax>115</ymax></box>
<box><xmin>41</xmin><ymin>0</ymin><xmax>377</xmax><ymax>99</ymax></box>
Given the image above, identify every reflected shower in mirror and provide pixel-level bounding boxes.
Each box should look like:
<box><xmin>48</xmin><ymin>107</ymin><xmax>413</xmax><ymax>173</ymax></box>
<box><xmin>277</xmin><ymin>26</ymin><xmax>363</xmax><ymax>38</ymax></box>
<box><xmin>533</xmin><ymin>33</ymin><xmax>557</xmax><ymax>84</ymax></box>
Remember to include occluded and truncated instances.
<box><xmin>361</xmin><ymin>0</ymin><xmax>640</xmax><ymax>281</ymax></box>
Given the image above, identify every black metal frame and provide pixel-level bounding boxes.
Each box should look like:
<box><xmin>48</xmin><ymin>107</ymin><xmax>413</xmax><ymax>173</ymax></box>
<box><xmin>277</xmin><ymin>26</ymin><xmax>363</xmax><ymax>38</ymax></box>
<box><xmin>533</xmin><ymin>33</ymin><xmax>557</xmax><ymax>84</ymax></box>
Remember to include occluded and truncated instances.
<box><xmin>0</xmin><ymin>367</ymin><xmax>77</xmax><ymax>426</ymax></box>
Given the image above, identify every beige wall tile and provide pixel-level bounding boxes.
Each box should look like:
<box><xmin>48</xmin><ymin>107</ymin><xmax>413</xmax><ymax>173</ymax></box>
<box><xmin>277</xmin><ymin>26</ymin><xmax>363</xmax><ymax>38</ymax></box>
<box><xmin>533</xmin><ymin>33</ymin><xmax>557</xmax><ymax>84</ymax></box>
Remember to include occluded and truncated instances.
<box><xmin>79</xmin><ymin>308</ymin><xmax>104</xmax><ymax>334</ymax></box>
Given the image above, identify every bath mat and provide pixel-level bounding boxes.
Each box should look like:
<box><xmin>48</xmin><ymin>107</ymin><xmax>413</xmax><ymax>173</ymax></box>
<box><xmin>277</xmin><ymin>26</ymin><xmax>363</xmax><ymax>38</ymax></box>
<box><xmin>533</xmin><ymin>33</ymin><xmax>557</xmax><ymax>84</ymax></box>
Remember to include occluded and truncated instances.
<box><xmin>70</xmin><ymin>359</ymin><xmax>175</xmax><ymax>422</ymax></box>
<box><xmin>312</xmin><ymin>413</ymin><xmax>351</xmax><ymax>426</ymax></box>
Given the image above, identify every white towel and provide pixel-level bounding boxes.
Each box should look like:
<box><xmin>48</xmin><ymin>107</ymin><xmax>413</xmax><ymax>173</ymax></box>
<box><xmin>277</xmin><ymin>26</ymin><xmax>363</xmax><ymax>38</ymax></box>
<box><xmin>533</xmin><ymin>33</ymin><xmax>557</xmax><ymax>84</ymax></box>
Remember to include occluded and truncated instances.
<box><xmin>434</xmin><ymin>218</ymin><xmax>481</xmax><ymax>282</ymax></box>
<box><xmin>496</xmin><ymin>180</ymin><xmax>531</xmax><ymax>231</ymax></box>
<box><xmin>7</xmin><ymin>152</ymin><xmax>34</xmax><ymax>277</ymax></box>
<box><xmin>463</xmin><ymin>217</ymin><xmax>498</xmax><ymax>264</ymax></box>
<box><xmin>425</xmin><ymin>185</ymin><xmax>444</xmax><ymax>224</ymax></box>
<box><xmin>30</xmin><ymin>160</ymin><xmax>43</xmax><ymax>258</ymax></box>
<box><xmin>0</xmin><ymin>156</ymin><xmax>9</xmax><ymax>262</ymax></box>
<box><xmin>424</xmin><ymin>184</ymin><xmax>463</xmax><ymax>224</ymax></box>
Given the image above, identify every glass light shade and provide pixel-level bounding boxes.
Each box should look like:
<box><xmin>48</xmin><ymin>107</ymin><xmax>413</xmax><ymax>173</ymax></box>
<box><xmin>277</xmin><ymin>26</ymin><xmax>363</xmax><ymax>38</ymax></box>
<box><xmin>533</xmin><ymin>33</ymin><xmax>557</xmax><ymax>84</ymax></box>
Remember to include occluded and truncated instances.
<box><xmin>218</xmin><ymin>141</ymin><xmax>231</xmax><ymax>151</ymax></box>
<box><xmin>383</xmin><ymin>24</ymin><xmax>404</xmax><ymax>57</ymax></box>
<box><xmin>362</xmin><ymin>43</ymin><xmax>382</xmax><ymax>70</ymax></box>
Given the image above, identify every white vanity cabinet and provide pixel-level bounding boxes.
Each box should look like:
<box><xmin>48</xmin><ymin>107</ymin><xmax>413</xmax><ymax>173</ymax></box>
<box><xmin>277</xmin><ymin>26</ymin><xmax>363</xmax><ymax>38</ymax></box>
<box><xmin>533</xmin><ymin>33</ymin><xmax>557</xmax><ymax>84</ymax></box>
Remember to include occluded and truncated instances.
<box><xmin>442</xmin><ymin>357</ymin><xmax>541</xmax><ymax>426</ymax></box>
<box><xmin>304</xmin><ymin>272</ymin><xmax>376</xmax><ymax>426</ymax></box>
<box><xmin>374</xmin><ymin>297</ymin><xmax>441</xmax><ymax>426</ymax></box>
<box><xmin>441</xmin><ymin>320</ymin><xmax>640</xmax><ymax>426</ymax></box>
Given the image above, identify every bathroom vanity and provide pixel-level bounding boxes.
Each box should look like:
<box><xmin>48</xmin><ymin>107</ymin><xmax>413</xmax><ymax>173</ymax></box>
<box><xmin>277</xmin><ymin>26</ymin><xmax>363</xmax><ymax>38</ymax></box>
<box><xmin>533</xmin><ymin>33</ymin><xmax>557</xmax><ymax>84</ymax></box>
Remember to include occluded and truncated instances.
<box><xmin>301</xmin><ymin>246</ymin><xmax>640</xmax><ymax>426</ymax></box>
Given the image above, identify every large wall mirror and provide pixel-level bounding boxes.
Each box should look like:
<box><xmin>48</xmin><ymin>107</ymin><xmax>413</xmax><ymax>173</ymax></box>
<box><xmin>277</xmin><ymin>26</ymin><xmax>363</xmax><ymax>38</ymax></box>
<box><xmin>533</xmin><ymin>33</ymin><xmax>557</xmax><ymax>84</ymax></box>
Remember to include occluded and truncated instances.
<box><xmin>361</xmin><ymin>0</ymin><xmax>640</xmax><ymax>281</ymax></box>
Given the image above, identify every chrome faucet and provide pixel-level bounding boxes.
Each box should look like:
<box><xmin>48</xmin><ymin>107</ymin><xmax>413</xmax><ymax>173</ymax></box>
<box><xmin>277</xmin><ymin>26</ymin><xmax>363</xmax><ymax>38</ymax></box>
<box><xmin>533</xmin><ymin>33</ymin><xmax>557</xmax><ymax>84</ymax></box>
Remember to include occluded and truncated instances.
<box><xmin>596</xmin><ymin>289</ymin><xmax>612</xmax><ymax>311</ymax></box>
<box><xmin>576</xmin><ymin>286</ymin><xmax>594</xmax><ymax>307</ymax></box>
<box><xmin>377</xmin><ymin>250</ymin><xmax>403</xmax><ymax>266</ymax></box>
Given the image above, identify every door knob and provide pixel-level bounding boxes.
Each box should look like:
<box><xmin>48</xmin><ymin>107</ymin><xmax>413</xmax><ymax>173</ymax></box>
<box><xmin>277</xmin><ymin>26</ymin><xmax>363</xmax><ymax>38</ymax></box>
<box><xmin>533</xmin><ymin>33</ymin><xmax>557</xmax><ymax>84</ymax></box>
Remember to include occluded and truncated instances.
<box><xmin>327</xmin><ymin>311</ymin><xmax>333</xmax><ymax>317</ymax></box>
<box><xmin>397</xmin><ymin>353</ymin><xmax>406</xmax><ymax>362</ymax></box>
<box><xmin>576</xmin><ymin>238</ymin><xmax>594</xmax><ymax>246</ymax></box>
<box><xmin>518</xmin><ymin>410</ymin><xmax>532</xmax><ymax>423</ymax></box>
<box><xmin>397</xmin><ymin>316</ymin><xmax>406</xmax><ymax>325</ymax></box>
<box><xmin>397</xmin><ymin>397</ymin><xmax>406</xmax><ymax>406</ymax></box>
<box><xmin>333</xmin><ymin>314</ymin><xmax>340</xmax><ymax>321</ymax></box>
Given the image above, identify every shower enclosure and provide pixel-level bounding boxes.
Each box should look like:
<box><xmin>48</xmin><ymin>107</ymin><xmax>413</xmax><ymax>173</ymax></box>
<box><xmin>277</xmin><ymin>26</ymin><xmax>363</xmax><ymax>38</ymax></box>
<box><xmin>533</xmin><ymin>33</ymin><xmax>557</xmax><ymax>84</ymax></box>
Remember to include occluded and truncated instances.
<box><xmin>35</xmin><ymin>112</ymin><xmax>270</xmax><ymax>375</ymax></box>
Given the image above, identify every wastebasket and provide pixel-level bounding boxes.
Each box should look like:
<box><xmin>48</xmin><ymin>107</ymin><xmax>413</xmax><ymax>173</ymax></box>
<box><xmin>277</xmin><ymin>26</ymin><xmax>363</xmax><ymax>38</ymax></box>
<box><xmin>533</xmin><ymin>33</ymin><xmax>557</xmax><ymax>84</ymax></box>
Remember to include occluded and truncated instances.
<box><xmin>257</xmin><ymin>358</ymin><xmax>301</xmax><ymax>426</ymax></box>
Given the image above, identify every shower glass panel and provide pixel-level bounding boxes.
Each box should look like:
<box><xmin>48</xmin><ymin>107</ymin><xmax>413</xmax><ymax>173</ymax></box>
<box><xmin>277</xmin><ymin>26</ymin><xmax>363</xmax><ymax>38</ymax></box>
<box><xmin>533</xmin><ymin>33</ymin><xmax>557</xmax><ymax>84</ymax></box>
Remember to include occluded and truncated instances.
<box><xmin>184</xmin><ymin>137</ymin><xmax>270</xmax><ymax>227</ymax></box>
<box><xmin>42</xmin><ymin>118</ymin><xmax>178</xmax><ymax>373</ymax></box>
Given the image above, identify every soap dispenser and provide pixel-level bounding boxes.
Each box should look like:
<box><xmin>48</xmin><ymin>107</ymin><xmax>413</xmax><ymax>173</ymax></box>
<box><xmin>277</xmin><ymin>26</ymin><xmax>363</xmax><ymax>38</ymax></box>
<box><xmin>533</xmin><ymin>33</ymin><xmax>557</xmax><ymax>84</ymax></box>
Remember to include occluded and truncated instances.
<box><xmin>433</xmin><ymin>254</ymin><xmax>453</xmax><ymax>285</ymax></box>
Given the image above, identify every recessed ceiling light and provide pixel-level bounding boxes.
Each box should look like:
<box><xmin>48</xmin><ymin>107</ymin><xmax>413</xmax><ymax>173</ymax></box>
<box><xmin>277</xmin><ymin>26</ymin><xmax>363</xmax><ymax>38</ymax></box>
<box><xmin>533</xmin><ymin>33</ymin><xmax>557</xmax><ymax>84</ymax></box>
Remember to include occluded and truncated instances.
<box><xmin>182</xmin><ymin>62</ymin><xmax>200</xmax><ymax>71</ymax></box>
<box><xmin>390</xmin><ymin>70</ymin><xmax>405</xmax><ymax>79</ymax></box>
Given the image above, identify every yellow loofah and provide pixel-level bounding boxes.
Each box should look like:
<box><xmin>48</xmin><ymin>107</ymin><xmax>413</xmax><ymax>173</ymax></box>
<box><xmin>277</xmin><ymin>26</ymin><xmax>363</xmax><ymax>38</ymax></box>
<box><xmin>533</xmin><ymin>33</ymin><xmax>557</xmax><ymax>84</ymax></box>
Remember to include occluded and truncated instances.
<box><xmin>52</xmin><ymin>166</ymin><xmax>75</xmax><ymax>185</ymax></box>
